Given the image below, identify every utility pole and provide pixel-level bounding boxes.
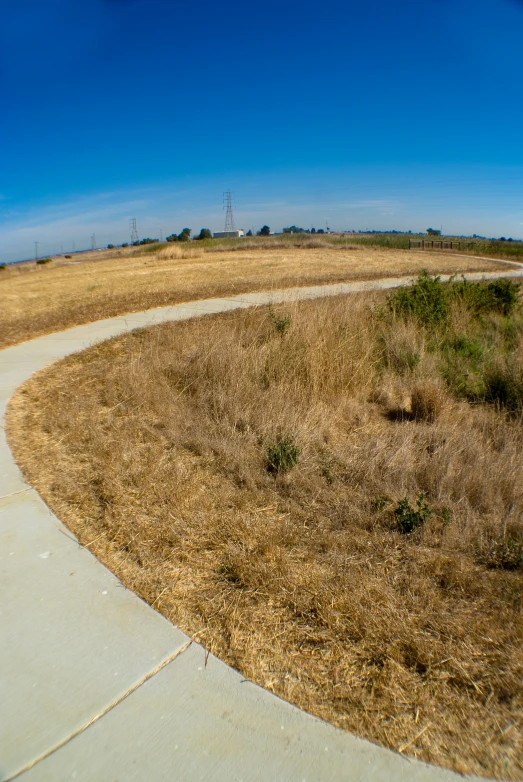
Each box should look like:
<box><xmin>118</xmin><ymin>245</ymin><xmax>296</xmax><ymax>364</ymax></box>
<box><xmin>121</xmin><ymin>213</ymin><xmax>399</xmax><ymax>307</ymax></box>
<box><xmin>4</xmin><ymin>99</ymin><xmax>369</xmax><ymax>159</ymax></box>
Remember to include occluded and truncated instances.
<box><xmin>34</xmin><ymin>241</ymin><xmax>38</xmax><ymax>260</ymax></box>
<box><xmin>223</xmin><ymin>191</ymin><xmax>235</xmax><ymax>232</ymax></box>
<box><xmin>130</xmin><ymin>218</ymin><xmax>139</xmax><ymax>245</ymax></box>
<box><xmin>160</xmin><ymin>229</ymin><xmax>163</xmax><ymax>242</ymax></box>
<box><xmin>73</xmin><ymin>241</ymin><xmax>75</xmax><ymax>252</ymax></box>
<box><xmin>91</xmin><ymin>234</ymin><xmax>96</xmax><ymax>251</ymax></box>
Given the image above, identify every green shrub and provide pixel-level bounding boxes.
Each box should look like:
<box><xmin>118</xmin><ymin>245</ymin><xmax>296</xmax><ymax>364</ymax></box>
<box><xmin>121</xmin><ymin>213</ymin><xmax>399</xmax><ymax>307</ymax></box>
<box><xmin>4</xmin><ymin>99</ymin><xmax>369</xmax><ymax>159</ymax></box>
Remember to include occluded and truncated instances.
<box><xmin>485</xmin><ymin>533</ymin><xmax>523</xmax><ymax>570</ymax></box>
<box><xmin>372</xmin><ymin>495</ymin><xmax>391</xmax><ymax>512</ymax></box>
<box><xmin>269</xmin><ymin>311</ymin><xmax>291</xmax><ymax>336</ymax></box>
<box><xmin>446</xmin><ymin>335</ymin><xmax>483</xmax><ymax>361</ymax></box>
<box><xmin>394</xmin><ymin>493</ymin><xmax>432</xmax><ymax>533</ymax></box>
<box><xmin>452</xmin><ymin>277</ymin><xmax>520</xmax><ymax>316</ymax></box>
<box><xmin>390</xmin><ymin>274</ymin><xmax>520</xmax><ymax>328</ymax></box>
<box><xmin>0</xmin><ymin>263</ymin><xmax>6</xmax><ymax>271</ymax></box>
<box><xmin>36</xmin><ymin>258</ymin><xmax>52</xmax><ymax>265</ymax></box>
<box><xmin>266</xmin><ymin>438</ymin><xmax>300</xmax><ymax>473</ymax></box>
<box><xmin>64</xmin><ymin>254</ymin><xmax>72</xmax><ymax>259</ymax></box>
<box><xmin>441</xmin><ymin>507</ymin><xmax>452</xmax><ymax>526</ymax></box>
<box><xmin>483</xmin><ymin>362</ymin><xmax>523</xmax><ymax>415</ymax></box>
<box><xmin>389</xmin><ymin>271</ymin><xmax>448</xmax><ymax>325</ymax></box>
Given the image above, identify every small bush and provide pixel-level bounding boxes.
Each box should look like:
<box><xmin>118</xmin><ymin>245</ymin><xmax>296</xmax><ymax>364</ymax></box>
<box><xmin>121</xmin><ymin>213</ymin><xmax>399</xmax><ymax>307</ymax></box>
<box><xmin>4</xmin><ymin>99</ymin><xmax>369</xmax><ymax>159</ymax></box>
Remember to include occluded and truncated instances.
<box><xmin>36</xmin><ymin>258</ymin><xmax>52</xmax><ymax>265</ymax></box>
<box><xmin>446</xmin><ymin>335</ymin><xmax>483</xmax><ymax>361</ymax></box>
<box><xmin>390</xmin><ymin>274</ymin><xmax>520</xmax><ymax>327</ymax></box>
<box><xmin>372</xmin><ymin>494</ymin><xmax>392</xmax><ymax>512</ymax></box>
<box><xmin>389</xmin><ymin>271</ymin><xmax>448</xmax><ymax>325</ymax></box>
<box><xmin>483</xmin><ymin>362</ymin><xmax>523</xmax><ymax>415</ymax></box>
<box><xmin>269</xmin><ymin>311</ymin><xmax>291</xmax><ymax>336</ymax></box>
<box><xmin>64</xmin><ymin>255</ymin><xmax>72</xmax><ymax>259</ymax></box>
<box><xmin>485</xmin><ymin>533</ymin><xmax>523</xmax><ymax>570</ymax></box>
<box><xmin>0</xmin><ymin>263</ymin><xmax>6</xmax><ymax>271</ymax></box>
<box><xmin>266</xmin><ymin>438</ymin><xmax>300</xmax><ymax>473</ymax></box>
<box><xmin>452</xmin><ymin>277</ymin><xmax>520</xmax><ymax>316</ymax></box>
<box><xmin>394</xmin><ymin>493</ymin><xmax>432</xmax><ymax>534</ymax></box>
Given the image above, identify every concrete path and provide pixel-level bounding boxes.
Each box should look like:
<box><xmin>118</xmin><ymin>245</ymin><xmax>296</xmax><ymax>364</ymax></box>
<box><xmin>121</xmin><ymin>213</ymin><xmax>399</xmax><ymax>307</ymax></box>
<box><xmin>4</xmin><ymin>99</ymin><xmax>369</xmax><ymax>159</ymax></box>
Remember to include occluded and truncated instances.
<box><xmin>3</xmin><ymin>270</ymin><xmax>522</xmax><ymax>782</ymax></box>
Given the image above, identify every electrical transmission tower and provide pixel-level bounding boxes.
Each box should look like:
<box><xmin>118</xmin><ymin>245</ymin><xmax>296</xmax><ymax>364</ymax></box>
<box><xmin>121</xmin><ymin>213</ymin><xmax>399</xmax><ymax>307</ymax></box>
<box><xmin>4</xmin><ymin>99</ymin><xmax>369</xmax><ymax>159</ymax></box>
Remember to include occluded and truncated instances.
<box><xmin>223</xmin><ymin>191</ymin><xmax>235</xmax><ymax>232</ymax></box>
<box><xmin>130</xmin><ymin>218</ymin><xmax>139</xmax><ymax>245</ymax></box>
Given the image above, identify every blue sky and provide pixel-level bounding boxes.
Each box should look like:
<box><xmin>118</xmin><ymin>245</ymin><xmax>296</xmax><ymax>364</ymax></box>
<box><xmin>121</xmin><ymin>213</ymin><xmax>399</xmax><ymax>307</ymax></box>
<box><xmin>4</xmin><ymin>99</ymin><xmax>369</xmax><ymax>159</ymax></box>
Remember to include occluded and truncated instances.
<box><xmin>1</xmin><ymin>0</ymin><xmax>522</xmax><ymax>261</ymax></box>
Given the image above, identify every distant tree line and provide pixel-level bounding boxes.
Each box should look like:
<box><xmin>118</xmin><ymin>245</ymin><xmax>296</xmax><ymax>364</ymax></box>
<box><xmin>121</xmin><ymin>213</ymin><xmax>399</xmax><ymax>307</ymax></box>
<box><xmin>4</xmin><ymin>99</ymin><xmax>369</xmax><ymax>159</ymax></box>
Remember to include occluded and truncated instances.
<box><xmin>100</xmin><ymin>224</ymin><xmax>521</xmax><ymax>250</ymax></box>
<box><xmin>166</xmin><ymin>228</ymin><xmax>213</xmax><ymax>242</ymax></box>
<box><xmin>282</xmin><ymin>226</ymin><xmax>325</xmax><ymax>234</ymax></box>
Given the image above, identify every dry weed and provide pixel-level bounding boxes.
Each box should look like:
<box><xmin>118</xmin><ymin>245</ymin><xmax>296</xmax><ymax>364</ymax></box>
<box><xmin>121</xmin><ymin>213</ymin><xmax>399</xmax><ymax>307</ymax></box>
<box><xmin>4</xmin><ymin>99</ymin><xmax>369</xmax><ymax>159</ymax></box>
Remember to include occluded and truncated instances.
<box><xmin>157</xmin><ymin>246</ymin><xmax>203</xmax><ymax>260</ymax></box>
<box><xmin>410</xmin><ymin>378</ymin><xmax>448</xmax><ymax>422</ymax></box>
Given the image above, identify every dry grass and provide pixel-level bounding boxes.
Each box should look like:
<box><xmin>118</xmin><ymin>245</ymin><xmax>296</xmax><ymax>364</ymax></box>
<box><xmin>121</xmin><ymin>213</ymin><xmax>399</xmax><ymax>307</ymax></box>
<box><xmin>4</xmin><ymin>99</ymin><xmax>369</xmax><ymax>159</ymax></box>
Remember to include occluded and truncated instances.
<box><xmin>8</xmin><ymin>289</ymin><xmax>523</xmax><ymax>780</ymax></box>
<box><xmin>0</xmin><ymin>243</ymin><xmax>502</xmax><ymax>350</ymax></box>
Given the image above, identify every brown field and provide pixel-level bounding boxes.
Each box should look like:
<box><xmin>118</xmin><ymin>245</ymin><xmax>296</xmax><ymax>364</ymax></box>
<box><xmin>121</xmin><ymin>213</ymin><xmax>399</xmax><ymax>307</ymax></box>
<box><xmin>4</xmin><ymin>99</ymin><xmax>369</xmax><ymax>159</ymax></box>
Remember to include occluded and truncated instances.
<box><xmin>0</xmin><ymin>242</ymin><xmax>503</xmax><ymax>349</ymax></box>
<box><xmin>8</xmin><ymin>287</ymin><xmax>523</xmax><ymax>780</ymax></box>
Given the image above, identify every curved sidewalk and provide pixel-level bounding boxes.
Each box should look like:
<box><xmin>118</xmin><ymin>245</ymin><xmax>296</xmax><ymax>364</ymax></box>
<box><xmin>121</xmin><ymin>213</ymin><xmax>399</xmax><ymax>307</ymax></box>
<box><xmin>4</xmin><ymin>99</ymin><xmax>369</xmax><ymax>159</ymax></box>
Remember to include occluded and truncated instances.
<box><xmin>3</xmin><ymin>272</ymin><xmax>521</xmax><ymax>782</ymax></box>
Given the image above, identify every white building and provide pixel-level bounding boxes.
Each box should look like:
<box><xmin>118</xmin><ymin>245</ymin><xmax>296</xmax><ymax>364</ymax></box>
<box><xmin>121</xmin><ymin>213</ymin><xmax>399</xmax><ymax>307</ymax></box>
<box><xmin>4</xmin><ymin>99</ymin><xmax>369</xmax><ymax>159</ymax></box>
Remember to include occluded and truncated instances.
<box><xmin>212</xmin><ymin>230</ymin><xmax>245</xmax><ymax>239</ymax></box>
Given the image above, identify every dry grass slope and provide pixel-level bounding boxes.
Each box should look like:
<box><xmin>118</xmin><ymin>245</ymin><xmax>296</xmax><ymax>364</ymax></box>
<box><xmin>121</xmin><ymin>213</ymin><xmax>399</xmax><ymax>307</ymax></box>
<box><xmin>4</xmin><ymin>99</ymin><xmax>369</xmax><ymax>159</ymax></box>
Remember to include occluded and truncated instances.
<box><xmin>8</xmin><ymin>282</ymin><xmax>523</xmax><ymax>780</ymax></box>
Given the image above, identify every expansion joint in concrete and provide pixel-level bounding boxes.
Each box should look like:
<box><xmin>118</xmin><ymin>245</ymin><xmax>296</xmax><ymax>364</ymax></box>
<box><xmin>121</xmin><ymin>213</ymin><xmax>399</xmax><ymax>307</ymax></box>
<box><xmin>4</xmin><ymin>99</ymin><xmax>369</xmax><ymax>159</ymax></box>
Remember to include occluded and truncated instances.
<box><xmin>5</xmin><ymin>640</ymin><xmax>193</xmax><ymax>781</ymax></box>
<box><xmin>0</xmin><ymin>487</ymin><xmax>34</xmax><ymax>502</ymax></box>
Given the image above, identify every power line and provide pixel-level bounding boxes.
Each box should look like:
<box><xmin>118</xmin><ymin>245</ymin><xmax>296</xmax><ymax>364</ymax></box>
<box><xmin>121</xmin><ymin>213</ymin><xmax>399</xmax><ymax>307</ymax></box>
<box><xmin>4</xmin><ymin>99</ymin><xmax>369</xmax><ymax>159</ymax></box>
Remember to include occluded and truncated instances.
<box><xmin>223</xmin><ymin>191</ymin><xmax>235</xmax><ymax>232</ymax></box>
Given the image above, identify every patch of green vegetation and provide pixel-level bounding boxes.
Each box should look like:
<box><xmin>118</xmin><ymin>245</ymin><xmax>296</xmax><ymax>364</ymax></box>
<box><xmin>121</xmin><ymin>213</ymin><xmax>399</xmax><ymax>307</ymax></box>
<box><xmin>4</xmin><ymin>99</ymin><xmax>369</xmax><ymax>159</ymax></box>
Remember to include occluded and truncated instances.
<box><xmin>445</xmin><ymin>335</ymin><xmax>483</xmax><ymax>361</ymax></box>
<box><xmin>451</xmin><ymin>277</ymin><xmax>520</xmax><ymax>316</ymax></box>
<box><xmin>387</xmin><ymin>272</ymin><xmax>523</xmax><ymax>415</ymax></box>
<box><xmin>266</xmin><ymin>438</ymin><xmax>300</xmax><ymax>473</ymax></box>
<box><xmin>394</xmin><ymin>493</ymin><xmax>432</xmax><ymax>534</ymax></box>
<box><xmin>470</xmin><ymin>238</ymin><xmax>523</xmax><ymax>260</ymax></box>
<box><xmin>388</xmin><ymin>271</ymin><xmax>449</xmax><ymax>325</ymax></box>
<box><xmin>389</xmin><ymin>273</ymin><xmax>520</xmax><ymax>327</ymax></box>
<box><xmin>36</xmin><ymin>258</ymin><xmax>52</xmax><ymax>265</ymax></box>
<box><xmin>485</xmin><ymin>533</ymin><xmax>523</xmax><ymax>571</ymax></box>
<box><xmin>140</xmin><ymin>243</ymin><xmax>164</xmax><ymax>254</ymax></box>
<box><xmin>483</xmin><ymin>362</ymin><xmax>523</xmax><ymax>416</ymax></box>
<box><xmin>269</xmin><ymin>311</ymin><xmax>291</xmax><ymax>336</ymax></box>
<box><xmin>372</xmin><ymin>494</ymin><xmax>392</xmax><ymax>512</ymax></box>
<box><xmin>349</xmin><ymin>234</ymin><xmax>412</xmax><ymax>250</ymax></box>
<box><xmin>441</xmin><ymin>507</ymin><xmax>452</xmax><ymax>526</ymax></box>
